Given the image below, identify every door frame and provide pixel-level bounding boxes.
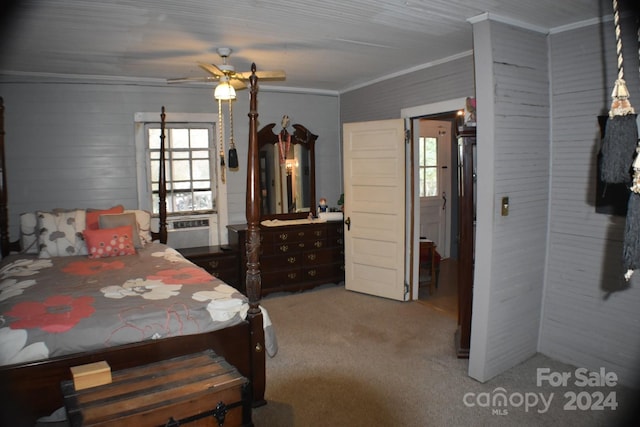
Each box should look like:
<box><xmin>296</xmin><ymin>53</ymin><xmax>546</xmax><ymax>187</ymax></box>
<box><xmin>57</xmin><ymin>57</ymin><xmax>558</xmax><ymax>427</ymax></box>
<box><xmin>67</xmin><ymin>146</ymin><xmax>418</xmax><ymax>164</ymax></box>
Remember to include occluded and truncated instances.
<box><xmin>401</xmin><ymin>98</ymin><xmax>466</xmax><ymax>301</ymax></box>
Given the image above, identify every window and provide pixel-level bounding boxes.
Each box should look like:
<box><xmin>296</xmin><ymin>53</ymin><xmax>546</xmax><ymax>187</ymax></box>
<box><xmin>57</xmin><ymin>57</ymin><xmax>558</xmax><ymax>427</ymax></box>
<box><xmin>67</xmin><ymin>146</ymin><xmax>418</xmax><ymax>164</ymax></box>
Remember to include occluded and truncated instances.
<box><xmin>418</xmin><ymin>136</ymin><xmax>438</xmax><ymax>197</ymax></box>
<box><xmin>145</xmin><ymin>124</ymin><xmax>216</xmax><ymax>215</ymax></box>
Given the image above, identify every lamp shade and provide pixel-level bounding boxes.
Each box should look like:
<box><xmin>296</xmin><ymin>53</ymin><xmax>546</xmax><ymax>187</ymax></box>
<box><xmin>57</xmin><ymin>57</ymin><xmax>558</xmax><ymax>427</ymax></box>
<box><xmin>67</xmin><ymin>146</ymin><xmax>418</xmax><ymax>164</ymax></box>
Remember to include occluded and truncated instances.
<box><xmin>214</xmin><ymin>81</ymin><xmax>236</xmax><ymax>100</ymax></box>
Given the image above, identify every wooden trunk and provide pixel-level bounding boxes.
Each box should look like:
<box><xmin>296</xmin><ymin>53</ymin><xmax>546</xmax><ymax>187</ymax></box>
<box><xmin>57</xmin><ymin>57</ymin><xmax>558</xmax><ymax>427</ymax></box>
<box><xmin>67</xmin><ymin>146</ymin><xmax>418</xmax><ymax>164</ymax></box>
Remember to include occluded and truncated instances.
<box><xmin>61</xmin><ymin>350</ymin><xmax>252</xmax><ymax>427</ymax></box>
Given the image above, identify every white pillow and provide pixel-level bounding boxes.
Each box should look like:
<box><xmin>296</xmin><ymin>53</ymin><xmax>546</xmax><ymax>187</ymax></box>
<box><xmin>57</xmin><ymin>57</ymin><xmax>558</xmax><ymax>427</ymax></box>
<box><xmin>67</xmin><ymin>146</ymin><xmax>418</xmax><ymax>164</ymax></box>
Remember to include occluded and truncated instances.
<box><xmin>19</xmin><ymin>212</ymin><xmax>39</xmax><ymax>254</ymax></box>
<box><xmin>124</xmin><ymin>209</ymin><xmax>153</xmax><ymax>246</ymax></box>
<box><xmin>37</xmin><ymin>210</ymin><xmax>88</xmax><ymax>258</ymax></box>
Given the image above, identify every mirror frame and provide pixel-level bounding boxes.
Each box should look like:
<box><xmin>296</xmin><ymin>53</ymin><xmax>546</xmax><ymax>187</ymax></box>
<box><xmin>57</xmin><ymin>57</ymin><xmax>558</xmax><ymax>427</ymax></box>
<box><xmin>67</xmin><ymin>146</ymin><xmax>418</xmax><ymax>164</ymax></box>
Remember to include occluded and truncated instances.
<box><xmin>257</xmin><ymin>123</ymin><xmax>317</xmax><ymax>220</ymax></box>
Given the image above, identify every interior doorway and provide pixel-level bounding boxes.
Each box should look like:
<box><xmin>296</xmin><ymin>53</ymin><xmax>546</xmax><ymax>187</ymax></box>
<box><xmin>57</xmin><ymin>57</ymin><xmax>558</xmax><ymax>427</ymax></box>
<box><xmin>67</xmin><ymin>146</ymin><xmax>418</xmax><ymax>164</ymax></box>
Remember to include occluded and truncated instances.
<box><xmin>412</xmin><ymin>111</ymin><xmax>460</xmax><ymax>265</ymax></box>
<box><xmin>413</xmin><ymin>112</ymin><xmax>459</xmax><ymax>314</ymax></box>
<box><xmin>402</xmin><ymin>97</ymin><xmax>466</xmax><ymax>302</ymax></box>
<box><xmin>415</xmin><ymin>115</ymin><xmax>457</xmax><ymax>259</ymax></box>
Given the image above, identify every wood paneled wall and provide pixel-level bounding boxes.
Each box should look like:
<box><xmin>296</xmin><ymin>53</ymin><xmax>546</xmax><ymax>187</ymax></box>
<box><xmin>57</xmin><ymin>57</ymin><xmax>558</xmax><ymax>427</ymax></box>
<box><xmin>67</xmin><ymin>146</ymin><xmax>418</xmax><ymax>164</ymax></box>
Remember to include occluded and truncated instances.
<box><xmin>340</xmin><ymin>55</ymin><xmax>474</xmax><ymax>124</ymax></box>
<box><xmin>540</xmin><ymin>14</ymin><xmax>640</xmax><ymax>386</ymax></box>
<box><xmin>469</xmin><ymin>18</ymin><xmax>550</xmax><ymax>382</ymax></box>
<box><xmin>0</xmin><ymin>77</ymin><xmax>339</xmax><ymax>241</ymax></box>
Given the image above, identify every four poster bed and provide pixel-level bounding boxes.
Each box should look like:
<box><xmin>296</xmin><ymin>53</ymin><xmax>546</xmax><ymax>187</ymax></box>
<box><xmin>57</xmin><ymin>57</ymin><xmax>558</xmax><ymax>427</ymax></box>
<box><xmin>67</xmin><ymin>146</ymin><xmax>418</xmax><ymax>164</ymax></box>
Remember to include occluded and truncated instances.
<box><xmin>0</xmin><ymin>65</ymin><xmax>266</xmax><ymax>425</ymax></box>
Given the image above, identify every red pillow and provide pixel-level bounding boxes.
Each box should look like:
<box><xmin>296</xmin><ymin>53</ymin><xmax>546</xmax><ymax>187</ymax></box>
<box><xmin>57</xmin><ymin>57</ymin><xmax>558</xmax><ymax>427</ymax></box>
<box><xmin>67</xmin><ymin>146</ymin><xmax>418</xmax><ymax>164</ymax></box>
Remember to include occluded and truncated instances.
<box><xmin>86</xmin><ymin>205</ymin><xmax>124</xmax><ymax>230</ymax></box>
<box><xmin>83</xmin><ymin>225</ymin><xmax>136</xmax><ymax>259</ymax></box>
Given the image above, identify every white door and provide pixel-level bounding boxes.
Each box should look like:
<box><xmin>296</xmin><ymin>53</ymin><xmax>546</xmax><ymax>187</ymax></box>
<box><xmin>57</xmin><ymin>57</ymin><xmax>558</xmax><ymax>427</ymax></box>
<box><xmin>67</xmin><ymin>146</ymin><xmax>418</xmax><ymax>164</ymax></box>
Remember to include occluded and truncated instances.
<box><xmin>417</xmin><ymin>119</ymin><xmax>452</xmax><ymax>258</ymax></box>
<box><xmin>343</xmin><ymin>119</ymin><xmax>407</xmax><ymax>301</ymax></box>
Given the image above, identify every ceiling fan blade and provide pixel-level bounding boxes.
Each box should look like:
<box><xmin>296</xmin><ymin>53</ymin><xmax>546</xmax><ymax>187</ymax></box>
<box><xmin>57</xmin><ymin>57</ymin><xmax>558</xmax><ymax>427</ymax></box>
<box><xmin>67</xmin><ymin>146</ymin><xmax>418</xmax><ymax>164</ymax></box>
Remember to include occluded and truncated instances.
<box><xmin>198</xmin><ymin>62</ymin><xmax>225</xmax><ymax>77</ymax></box>
<box><xmin>230</xmin><ymin>79</ymin><xmax>247</xmax><ymax>90</ymax></box>
<box><xmin>238</xmin><ymin>70</ymin><xmax>286</xmax><ymax>80</ymax></box>
<box><xmin>167</xmin><ymin>76</ymin><xmax>218</xmax><ymax>84</ymax></box>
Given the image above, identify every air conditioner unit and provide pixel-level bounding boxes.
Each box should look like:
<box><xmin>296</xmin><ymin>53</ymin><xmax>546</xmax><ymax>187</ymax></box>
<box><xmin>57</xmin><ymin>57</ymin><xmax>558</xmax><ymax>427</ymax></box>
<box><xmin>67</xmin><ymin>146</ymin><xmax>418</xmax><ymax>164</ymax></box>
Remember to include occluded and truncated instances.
<box><xmin>152</xmin><ymin>214</ymin><xmax>219</xmax><ymax>249</ymax></box>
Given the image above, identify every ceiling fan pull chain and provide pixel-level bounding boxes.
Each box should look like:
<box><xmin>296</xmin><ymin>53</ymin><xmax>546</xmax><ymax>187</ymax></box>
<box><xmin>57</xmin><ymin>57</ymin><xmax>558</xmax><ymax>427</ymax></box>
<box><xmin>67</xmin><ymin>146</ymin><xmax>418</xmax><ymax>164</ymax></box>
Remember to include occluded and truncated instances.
<box><xmin>228</xmin><ymin>99</ymin><xmax>235</xmax><ymax>150</ymax></box>
<box><xmin>218</xmin><ymin>98</ymin><xmax>226</xmax><ymax>183</ymax></box>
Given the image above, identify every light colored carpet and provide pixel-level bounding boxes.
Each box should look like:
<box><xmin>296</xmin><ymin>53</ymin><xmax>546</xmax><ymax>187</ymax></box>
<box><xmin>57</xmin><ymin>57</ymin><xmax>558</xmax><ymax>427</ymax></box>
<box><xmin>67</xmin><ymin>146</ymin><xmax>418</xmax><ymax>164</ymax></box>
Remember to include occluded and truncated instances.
<box><xmin>254</xmin><ymin>284</ymin><xmax>639</xmax><ymax>427</ymax></box>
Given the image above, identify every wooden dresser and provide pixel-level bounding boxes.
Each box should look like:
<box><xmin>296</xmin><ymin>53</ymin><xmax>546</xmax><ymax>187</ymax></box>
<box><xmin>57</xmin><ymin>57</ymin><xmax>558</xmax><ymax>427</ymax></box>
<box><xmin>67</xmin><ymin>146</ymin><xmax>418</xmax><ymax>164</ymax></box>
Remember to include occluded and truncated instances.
<box><xmin>228</xmin><ymin>221</ymin><xmax>344</xmax><ymax>296</ymax></box>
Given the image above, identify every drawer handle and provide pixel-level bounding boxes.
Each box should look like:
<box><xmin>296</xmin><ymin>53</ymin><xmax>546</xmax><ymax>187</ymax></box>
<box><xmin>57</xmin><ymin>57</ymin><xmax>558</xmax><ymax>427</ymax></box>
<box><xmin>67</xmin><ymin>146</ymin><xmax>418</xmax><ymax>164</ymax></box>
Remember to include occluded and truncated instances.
<box><xmin>315</xmin><ymin>230</ymin><xmax>322</xmax><ymax>236</ymax></box>
<box><xmin>279</xmin><ymin>245</ymin><xmax>289</xmax><ymax>252</ymax></box>
<box><xmin>314</xmin><ymin>241</ymin><xmax>323</xmax><ymax>248</ymax></box>
<box><xmin>298</xmin><ymin>231</ymin><xmax>305</xmax><ymax>237</ymax></box>
<box><xmin>307</xmin><ymin>253</ymin><xmax>316</xmax><ymax>261</ymax></box>
<box><xmin>208</xmin><ymin>260</ymin><xmax>220</xmax><ymax>269</ymax></box>
<box><xmin>279</xmin><ymin>233</ymin><xmax>288</xmax><ymax>241</ymax></box>
<box><xmin>288</xmin><ymin>256</ymin><xmax>296</xmax><ymax>264</ymax></box>
<box><xmin>337</xmin><ymin>238</ymin><xmax>343</xmax><ymax>245</ymax></box>
<box><xmin>298</xmin><ymin>242</ymin><xmax>305</xmax><ymax>248</ymax></box>
<box><xmin>288</xmin><ymin>272</ymin><xmax>297</xmax><ymax>279</ymax></box>
<box><xmin>308</xmin><ymin>269</ymin><xmax>317</xmax><ymax>277</ymax></box>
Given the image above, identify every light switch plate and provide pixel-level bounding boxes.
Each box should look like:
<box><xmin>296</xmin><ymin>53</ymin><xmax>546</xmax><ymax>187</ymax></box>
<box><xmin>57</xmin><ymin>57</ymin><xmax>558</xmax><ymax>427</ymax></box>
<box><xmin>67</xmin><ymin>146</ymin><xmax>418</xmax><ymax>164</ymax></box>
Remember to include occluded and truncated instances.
<box><xmin>501</xmin><ymin>197</ymin><xmax>509</xmax><ymax>216</ymax></box>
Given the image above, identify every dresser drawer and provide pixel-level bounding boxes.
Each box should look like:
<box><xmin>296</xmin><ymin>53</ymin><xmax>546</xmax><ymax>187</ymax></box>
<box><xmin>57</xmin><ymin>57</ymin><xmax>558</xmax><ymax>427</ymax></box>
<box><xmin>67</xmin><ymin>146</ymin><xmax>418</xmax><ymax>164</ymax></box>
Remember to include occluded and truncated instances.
<box><xmin>190</xmin><ymin>255</ymin><xmax>237</xmax><ymax>271</ymax></box>
<box><xmin>267</xmin><ymin>227</ymin><xmax>326</xmax><ymax>244</ymax></box>
<box><xmin>261</xmin><ymin>268</ymin><xmax>303</xmax><ymax>289</ymax></box>
<box><xmin>267</xmin><ymin>239</ymin><xmax>324</xmax><ymax>254</ymax></box>
<box><xmin>261</xmin><ymin>253</ymin><xmax>301</xmax><ymax>270</ymax></box>
<box><xmin>301</xmin><ymin>248</ymin><xmax>334</xmax><ymax>265</ymax></box>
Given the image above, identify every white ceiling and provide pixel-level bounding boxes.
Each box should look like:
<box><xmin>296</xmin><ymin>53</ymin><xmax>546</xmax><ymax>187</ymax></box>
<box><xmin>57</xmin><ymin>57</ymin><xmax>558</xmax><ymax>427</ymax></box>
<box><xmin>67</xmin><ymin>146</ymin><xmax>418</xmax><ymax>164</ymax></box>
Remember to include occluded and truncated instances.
<box><xmin>0</xmin><ymin>0</ymin><xmax>612</xmax><ymax>93</ymax></box>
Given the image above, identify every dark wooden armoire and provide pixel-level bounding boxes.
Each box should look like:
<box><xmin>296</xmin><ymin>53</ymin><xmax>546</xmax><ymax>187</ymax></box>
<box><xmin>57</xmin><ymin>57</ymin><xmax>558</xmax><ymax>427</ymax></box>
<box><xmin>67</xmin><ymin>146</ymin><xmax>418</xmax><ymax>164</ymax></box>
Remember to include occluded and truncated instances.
<box><xmin>455</xmin><ymin>126</ymin><xmax>476</xmax><ymax>358</ymax></box>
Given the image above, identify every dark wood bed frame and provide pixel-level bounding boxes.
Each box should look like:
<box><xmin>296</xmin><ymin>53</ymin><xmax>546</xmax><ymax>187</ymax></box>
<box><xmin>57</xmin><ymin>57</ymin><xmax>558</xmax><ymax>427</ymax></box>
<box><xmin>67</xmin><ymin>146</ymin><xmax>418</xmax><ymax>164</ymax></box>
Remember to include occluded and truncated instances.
<box><xmin>0</xmin><ymin>65</ymin><xmax>265</xmax><ymax>425</ymax></box>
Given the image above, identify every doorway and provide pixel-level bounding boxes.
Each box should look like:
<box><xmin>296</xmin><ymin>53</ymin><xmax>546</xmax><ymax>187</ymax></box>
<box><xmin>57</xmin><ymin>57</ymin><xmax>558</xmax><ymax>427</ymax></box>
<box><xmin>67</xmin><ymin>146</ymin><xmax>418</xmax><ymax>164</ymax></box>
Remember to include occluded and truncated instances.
<box><xmin>402</xmin><ymin>97</ymin><xmax>467</xmax><ymax>303</ymax></box>
<box><xmin>415</xmin><ymin>115</ymin><xmax>456</xmax><ymax>259</ymax></box>
<box><xmin>414</xmin><ymin>113</ymin><xmax>459</xmax><ymax>317</ymax></box>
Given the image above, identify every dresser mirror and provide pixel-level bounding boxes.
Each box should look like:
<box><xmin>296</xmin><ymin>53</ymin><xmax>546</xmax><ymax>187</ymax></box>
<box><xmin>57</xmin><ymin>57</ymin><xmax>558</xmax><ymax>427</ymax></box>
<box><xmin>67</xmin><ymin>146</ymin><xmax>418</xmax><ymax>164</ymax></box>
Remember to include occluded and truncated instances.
<box><xmin>257</xmin><ymin>122</ymin><xmax>317</xmax><ymax>219</ymax></box>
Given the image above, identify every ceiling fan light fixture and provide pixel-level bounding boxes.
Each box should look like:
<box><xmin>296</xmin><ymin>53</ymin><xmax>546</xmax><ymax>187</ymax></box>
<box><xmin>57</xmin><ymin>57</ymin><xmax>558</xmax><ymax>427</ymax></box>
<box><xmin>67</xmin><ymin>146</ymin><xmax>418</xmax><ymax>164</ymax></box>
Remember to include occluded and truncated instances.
<box><xmin>214</xmin><ymin>77</ymin><xmax>236</xmax><ymax>100</ymax></box>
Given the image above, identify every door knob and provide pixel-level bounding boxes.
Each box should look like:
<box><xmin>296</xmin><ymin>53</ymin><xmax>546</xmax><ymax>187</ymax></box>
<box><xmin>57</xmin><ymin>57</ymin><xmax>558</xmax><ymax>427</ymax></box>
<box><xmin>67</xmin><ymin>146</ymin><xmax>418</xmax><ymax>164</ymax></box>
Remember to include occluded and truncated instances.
<box><xmin>344</xmin><ymin>216</ymin><xmax>351</xmax><ymax>231</ymax></box>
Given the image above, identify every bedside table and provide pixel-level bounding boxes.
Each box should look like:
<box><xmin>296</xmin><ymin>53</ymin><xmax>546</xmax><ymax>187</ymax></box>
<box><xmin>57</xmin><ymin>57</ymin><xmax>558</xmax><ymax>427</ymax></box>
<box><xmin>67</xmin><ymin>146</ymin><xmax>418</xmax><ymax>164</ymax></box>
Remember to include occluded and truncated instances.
<box><xmin>177</xmin><ymin>245</ymin><xmax>240</xmax><ymax>289</ymax></box>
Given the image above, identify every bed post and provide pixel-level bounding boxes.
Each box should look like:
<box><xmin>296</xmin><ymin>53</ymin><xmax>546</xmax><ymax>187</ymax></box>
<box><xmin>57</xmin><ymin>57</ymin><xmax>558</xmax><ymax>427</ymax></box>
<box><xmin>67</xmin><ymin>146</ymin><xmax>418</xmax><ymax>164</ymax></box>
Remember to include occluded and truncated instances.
<box><xmin>245</xmin><ymin>64</ymin><xmax>266</xmax><ymax>405</ymax></box>
<box><xmin>158</xmin><ymin>106</ymin><xmax>168</xmax><ymax>244</ymax></box>
<box><xmin>0</xmin><ymin>97</ymin><xmax>8</xmax><ymax>258</ymax></box>
<box><xmin>245</xmin><ymin>64</ymin><xmax>262</xmax><ymax>313</ymax></box>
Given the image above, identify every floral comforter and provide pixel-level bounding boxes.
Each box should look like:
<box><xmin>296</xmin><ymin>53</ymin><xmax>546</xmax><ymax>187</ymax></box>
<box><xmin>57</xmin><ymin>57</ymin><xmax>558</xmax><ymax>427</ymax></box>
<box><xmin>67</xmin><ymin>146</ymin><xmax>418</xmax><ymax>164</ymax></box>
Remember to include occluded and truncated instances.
<box><xmin>0</xmin><ymin>243</ymin><xmax>264</xmax><ymax>366</ymax></box>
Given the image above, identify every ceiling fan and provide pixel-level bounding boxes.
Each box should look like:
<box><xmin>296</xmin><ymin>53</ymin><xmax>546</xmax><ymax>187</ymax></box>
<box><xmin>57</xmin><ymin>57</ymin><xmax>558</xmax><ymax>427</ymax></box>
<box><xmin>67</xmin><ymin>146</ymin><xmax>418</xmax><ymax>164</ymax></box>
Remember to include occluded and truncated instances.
<box><xmin>167</xmin><ymin>47</ymin><xmax>286</xmax><ymax>90</ymax></box>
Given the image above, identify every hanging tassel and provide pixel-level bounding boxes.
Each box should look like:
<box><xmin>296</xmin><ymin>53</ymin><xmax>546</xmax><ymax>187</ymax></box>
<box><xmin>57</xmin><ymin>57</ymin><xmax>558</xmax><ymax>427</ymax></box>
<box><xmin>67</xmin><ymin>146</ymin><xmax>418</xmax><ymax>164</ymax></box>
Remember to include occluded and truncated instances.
<box><xmin>624</xmin><ymin>194</ymin><xmax>640</xmax><ymax>280</ymax></box>
<box><xmin>623</xmin><ymin>151</ymin><xmax>640</xmax><ymax>281</ymax></box>
<box><xmin>601</xmin><ymin>112</ymin><xmax>637</xmax><ymax>183</ymax></box>
<box><xmin>227</xmin><ymin>99</ymin><xmax>239</xmax><ymax>169</ymax></box>
<box><xmin>619</xmin><ymin>0</ymin><xmax>640</xmax><ymax>281</ymax></box>
<box><xmin>227</xmin><ymin>147</ymin><xmax>239</xmax><ymax>169</ymax></box>
<box><xmin>600</xmin><ymin>0</ymin><xmax>637</xmax><ymax>184</ymax></box>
